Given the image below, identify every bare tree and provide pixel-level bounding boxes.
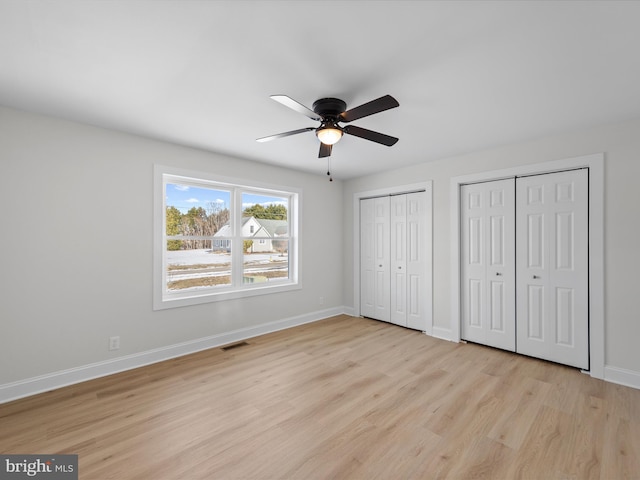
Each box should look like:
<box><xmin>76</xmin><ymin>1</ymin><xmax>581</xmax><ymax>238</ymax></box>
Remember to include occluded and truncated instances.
<box><xmin>206</xmin><ymin>201</ymin><xmax>230</xmax><ymax>236</ymax></box>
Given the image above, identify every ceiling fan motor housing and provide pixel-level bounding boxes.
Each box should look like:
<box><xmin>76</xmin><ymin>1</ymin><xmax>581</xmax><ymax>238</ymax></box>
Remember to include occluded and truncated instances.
<box><xmin>312</xmin><ymin>98</ymin><xmax>347</xmax><ymax>118</ymax></box>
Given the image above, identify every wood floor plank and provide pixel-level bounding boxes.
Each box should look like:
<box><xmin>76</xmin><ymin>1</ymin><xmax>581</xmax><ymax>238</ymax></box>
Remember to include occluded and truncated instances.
<box><xmin>1</xmin><ymin>315</ymin><xmax>639</xmax><ymax>479</ymax></box>
<box><xmin>486</xmin><ymin>375</ymin><xmax>553</xmax><ymax>450</ymax></box>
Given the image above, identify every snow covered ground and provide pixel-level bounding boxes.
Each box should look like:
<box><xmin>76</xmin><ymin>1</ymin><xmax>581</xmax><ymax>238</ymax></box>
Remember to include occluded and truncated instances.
<box><xmin>166</xmin><ymin>249</ymin><xmax>288</xmax><ymax>289</ymax></box>
<box><xmin>166</xmin><ymin>249</ymin><xmax>286</xmax><ymax>266</ymax></box>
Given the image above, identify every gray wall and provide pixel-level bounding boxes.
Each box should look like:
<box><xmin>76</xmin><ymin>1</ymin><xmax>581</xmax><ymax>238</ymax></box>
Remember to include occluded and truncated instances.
<box><xmin>0</xmin><ymin>106</ymin><xmax>344</xmax><ymax>385</ymax></box>
<box><xmin>343</xmin><ymin>118</ymin><xmax>640</xmax><ymax>376</ymax></box>
<box><xmin>2</xmin><ymin>104</ymin><xmax>639</xmax><ymax>392</ymax></box>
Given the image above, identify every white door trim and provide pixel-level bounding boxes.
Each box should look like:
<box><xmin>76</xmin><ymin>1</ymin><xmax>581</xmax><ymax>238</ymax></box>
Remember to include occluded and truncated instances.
<box><xmin>353</xmin><ymin>181</ymin><xmax>433</xmax><ymax>335</ymax></box>
<box><xmin>450</xmin><ymin>153</ymin><xmax>604</xmax><ymax>379</ymax></box>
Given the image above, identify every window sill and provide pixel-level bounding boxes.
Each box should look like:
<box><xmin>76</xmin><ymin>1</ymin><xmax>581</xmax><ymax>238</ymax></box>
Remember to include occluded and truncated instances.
<box><xmin>153</xmin><ymin>281</ymin><xmax>301</xmax><ymax>310</ymax></box>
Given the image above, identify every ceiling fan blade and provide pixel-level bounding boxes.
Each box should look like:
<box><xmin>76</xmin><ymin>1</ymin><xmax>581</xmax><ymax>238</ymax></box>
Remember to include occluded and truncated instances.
<box><xmin>343</xmin><ymin>125</ymin><xmax>398</xmax><ymax>146</ymax></box>
<box><xmin>318</xmin><ymin>142</ymin><xmax>332</xmax><ymax>158</ymax></box>
<box><xmin>340</xmin><ymin>95</ymin><xmax>399</xmax><ymax>123</ymax></box>
<box><xmin>270</xmin><ymin>95</ymin><xmax>322</xmax><ymax>121</ymax></box>
<box><xmin>256</xmin><ymin>127</ymin><xmax>315</xmax><ymax>142</ymax></box>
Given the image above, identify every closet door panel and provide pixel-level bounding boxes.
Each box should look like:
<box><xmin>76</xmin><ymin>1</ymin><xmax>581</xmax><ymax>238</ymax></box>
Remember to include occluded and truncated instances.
<box><xmin>485</xmin><ymin>180</ymin><xmax>516</xmax><ymax>350</ymax></box>
<box><xmin>526</xmin><ymin>284</ymin><xmax>545</xmax><ymax>340</ymax></box>
<box><xmin>390</xmin><ymin>195</ymin><xmax>407</xmax><ymax>326</ymax></box>
<box><xmin>360</xmin><ymin>198</ymin><xmax>376</xmax><ymax>318</ymax></box>
<box><xmin>489</xmin><ymin>280</ymin><xmax>506</xmax><ymax>332</ymax></box>
<box><xmin>516</xmin><ymin>169</ymin><xmax>588</xmax><ymax>369</ymax></box>
<box><xmin>461</xmin><ymin>186</ymin><xmax>486</xmax><ymax>344</ymax></box>
<box><xmin>373</xmin><ymin>197</ymin><xmax>391</xmax><ymax>322</ymax></box>
<box><xmin>461</xmin><ymin>180</ymin><xmax>515</xmax><ymax>351</ymax></box>
<box><xmin>406</xmin><ymin>191</ymin><xmax>427</xmax><ymax>330</ymax></box>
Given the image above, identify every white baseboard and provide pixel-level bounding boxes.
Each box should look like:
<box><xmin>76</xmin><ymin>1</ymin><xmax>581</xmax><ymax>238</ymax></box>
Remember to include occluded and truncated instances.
<box><xmin>0</xmin><ymin>306</ymin><xmax>349</xmax><ymax>404</ymax></box>
<box><xmin>8</xmin><ymin>309</ymin><xmax>634</xmax><ymax>404</ymax></box>
<box><xmin>604</xmin><ymin>365</ymin><xmax>640</xmax><ymax>390</ymax></box>
<box><xmin>342</xmin><ymin>306</ymin><xmax>356</xmax><ymax>317</ymax></box>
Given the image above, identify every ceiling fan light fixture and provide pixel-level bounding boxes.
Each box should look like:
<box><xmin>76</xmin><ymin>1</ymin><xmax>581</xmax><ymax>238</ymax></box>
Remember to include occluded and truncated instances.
<box><xmin>316</xmin><ymin>124</ymin><xmax>343</xmax><ymax>145</ymax></box>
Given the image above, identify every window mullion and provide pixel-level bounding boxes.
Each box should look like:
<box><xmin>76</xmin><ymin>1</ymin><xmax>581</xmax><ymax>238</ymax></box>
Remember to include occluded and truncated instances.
<box><xmin>232</xmin><ymin>188</ymin><xmax>244</xmax><ymax>287</ymax></box>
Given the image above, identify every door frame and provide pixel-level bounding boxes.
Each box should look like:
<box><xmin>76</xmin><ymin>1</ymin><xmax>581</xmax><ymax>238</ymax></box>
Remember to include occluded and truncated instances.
<box><xmin>450</xmin><ymin>153</ymin><xmax>604</xmax><ymax>379</ymax></box>
<box><xmin>353</xmin><ymin>181</ymin><xmax>433</xmax><ymax>335</ymax></box>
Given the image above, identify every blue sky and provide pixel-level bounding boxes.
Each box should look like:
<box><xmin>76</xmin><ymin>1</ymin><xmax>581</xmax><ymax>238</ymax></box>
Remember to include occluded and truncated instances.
<box><xmin>166</xmin><ymin>183</ymin><xmax>286</xmax><ymax>213</ymax></box>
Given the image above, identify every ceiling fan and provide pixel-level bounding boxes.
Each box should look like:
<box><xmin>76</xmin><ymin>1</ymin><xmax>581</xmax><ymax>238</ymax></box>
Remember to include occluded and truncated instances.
<box><xmin>256</xmin><ymin>94</ymin><xmax>399</xmax><ymax>158</ymax></box>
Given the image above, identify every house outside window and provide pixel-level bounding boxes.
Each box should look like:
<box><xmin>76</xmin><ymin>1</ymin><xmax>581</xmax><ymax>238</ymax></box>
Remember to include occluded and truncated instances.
<box><xmin>154</xmin><ymin>165</ymin><xmax>300</xmax><ymax>309</ymax></box>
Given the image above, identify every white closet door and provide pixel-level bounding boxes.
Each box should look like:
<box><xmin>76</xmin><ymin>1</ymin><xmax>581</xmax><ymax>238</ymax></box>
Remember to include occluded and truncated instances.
<box><xmin>461</xmin><ymin>180</ymin><xmax>516</xmax><ymax>351</ymax></box>
<box><xmin>373</xmin><ymin>197</ymin><xmax>391</xmax><ymax>322</ymax></box>
<box><xmin>405</xmin><ymin>192</ymin><xmax>427</xmax><ymax>331</ymax></box>
<box><xmin>360</xmin><ymin>198</ymin><xmax>376</xmax><ymax>319</ymax></box>
<box><xmin>389</xmin><ymin>191</ymin><xmax>427</xmax><ymax>330</ymax></box>
<box><xmin>516</xmin><ymin>169</ymin><xmax>589</xmax><ymax>369</ymax></box>
<box><xmin>390</xmin><ymin>195</ymin><xmax>408</xmax><ymax>327</ymax></box>
<box><xmin>361</xmin><ymin>196</ymin><xmax>390</xmax><ymax>323</ymax></box>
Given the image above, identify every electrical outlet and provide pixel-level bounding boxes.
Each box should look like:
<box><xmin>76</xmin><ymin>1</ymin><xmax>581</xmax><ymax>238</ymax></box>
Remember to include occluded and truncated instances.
<box><xmin>109</xmin><ymin>336</ymin><xmax>120</xmax><ymax>351</ymax></box>
<box><xmin>319</xmin><ymin>296</ymin><xmax>324</xmax><ymax>305</ymax></box>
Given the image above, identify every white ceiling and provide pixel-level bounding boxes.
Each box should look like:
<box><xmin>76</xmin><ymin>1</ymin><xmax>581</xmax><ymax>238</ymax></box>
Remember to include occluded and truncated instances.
<box><xmin>1</xmin><ymin>1</ymin><xmax>640</xmax><ymax>180</ymax></box>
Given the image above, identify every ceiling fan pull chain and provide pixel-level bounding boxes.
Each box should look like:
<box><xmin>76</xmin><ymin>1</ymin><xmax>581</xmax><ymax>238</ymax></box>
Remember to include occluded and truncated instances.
<box><xmin>327</xmin><ymin>157</ymin><xmax>333</xmax><ymax>182</ymax></box>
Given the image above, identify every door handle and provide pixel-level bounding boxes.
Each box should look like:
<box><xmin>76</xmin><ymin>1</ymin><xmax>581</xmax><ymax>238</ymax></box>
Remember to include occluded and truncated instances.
<box><xmin>496</xmin><ymin>272</ymin><xmax>502</xmax><ymax>276</ymax></box>
<box><xmin>533</xmin><ymin>275</ymin><xmax>540</xmax><ymax>279</ymax></box>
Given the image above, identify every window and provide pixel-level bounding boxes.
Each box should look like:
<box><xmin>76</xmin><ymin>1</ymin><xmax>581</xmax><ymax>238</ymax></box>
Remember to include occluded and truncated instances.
<box><xmin>154</xmin><ymin>166</ymin><xmax>300</xmax><ymax>309</ymax></box>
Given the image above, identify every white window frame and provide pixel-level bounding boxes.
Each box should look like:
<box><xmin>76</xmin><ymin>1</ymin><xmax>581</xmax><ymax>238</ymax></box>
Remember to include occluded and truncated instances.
<box><xmin>153</xmin><ymin>165</ymin><xmax>301</xmax><ymax>310</ymax></box>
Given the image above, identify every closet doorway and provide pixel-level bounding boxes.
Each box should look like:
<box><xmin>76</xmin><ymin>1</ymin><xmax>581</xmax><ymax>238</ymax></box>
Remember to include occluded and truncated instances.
<box><xmin>353</xmin><ymin>182</ymin><xmax>433</xmax><ymax>334</ymax></box>
<box><xmin>451</xmin><ymin>154</ymin><xmax>604</xmax><ymax>377</ymax></box>
<box><xmin>460</xmin><ymin>169</ymin><xmax>589</xmax><ymax>369</ymax></box>
<box><xmin>360</xmin><ymin>191</ymin><xmax>427</xmax><ymax>330</ymax></box>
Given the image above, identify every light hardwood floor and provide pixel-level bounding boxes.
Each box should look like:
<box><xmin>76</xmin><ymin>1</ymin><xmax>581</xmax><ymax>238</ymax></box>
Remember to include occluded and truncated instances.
<box><xmin>1</xmin><ymin>315</ymin><xmax>639</xmax><ymax>479</ymax></box>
